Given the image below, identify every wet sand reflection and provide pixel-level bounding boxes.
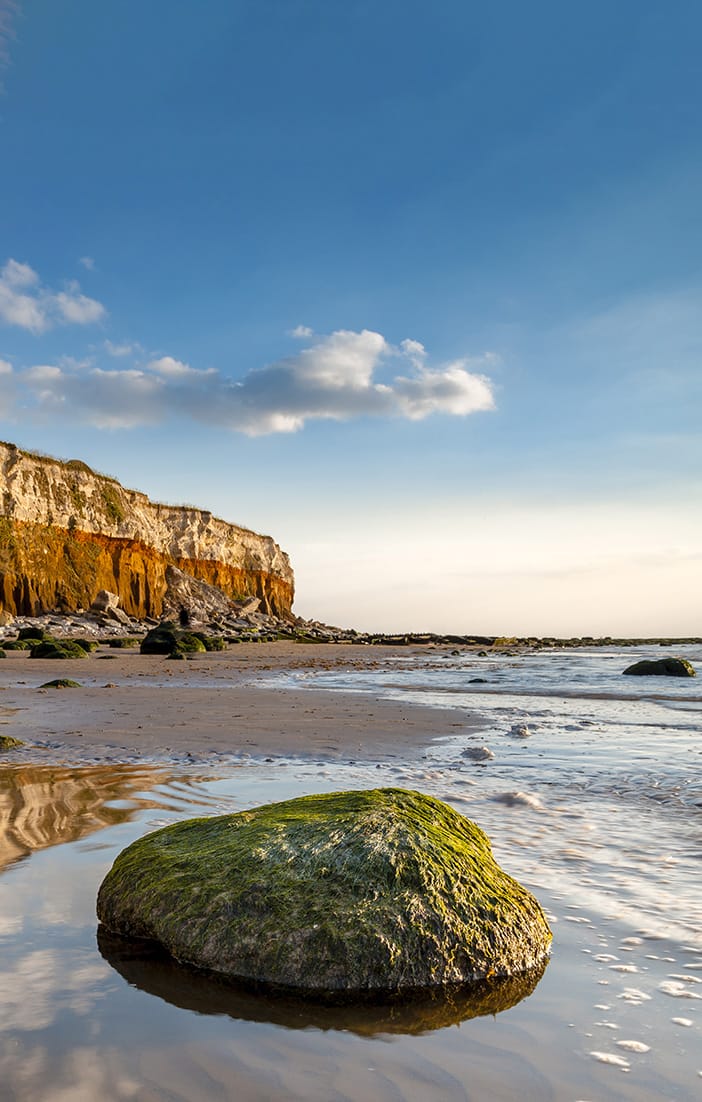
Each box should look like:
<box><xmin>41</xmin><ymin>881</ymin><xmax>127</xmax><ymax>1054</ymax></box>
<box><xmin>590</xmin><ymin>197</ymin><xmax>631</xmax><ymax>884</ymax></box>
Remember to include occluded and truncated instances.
<box><xmin>0</xmin><ymin>764</ymin><xmax>171</xmax><ymax>871</ymax></box>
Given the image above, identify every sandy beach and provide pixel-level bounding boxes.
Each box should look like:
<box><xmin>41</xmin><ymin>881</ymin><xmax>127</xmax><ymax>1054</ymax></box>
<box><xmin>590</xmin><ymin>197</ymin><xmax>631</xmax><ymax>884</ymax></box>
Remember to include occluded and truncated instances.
<box><xmin>1</xmin><ymin>639</ymin><xmax>701</xmax><ymax>1101</ymax></box>
<box><xmin>0</xmin><ymin>642</ymin><xmax>480</xmax><ymax>765</ymax></box>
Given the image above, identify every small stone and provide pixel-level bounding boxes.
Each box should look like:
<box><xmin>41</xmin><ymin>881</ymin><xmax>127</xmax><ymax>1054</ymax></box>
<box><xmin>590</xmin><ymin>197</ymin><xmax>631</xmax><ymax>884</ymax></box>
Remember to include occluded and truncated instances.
<box><xmin>508</xmin><ymin>724</ymin><xmax>531</xmax><ymax>738</ymax></box>
<box><xmin>461</xmin><ymin>746</ymin><xmax>495</xmax><ymax>761</ymax></box>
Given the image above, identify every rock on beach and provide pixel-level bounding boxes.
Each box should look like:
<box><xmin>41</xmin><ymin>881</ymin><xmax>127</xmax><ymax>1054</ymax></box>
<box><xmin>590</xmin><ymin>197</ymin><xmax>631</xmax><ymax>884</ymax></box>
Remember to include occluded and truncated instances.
<box><xmin>97</xmin><ymin>788</ymin><xmax>552</xmax><ymax>997</ymax></box>
<box><xmin>623</xmin><ymin>657</ymin><xmax>696</xmax><ymax>678</ymax></box>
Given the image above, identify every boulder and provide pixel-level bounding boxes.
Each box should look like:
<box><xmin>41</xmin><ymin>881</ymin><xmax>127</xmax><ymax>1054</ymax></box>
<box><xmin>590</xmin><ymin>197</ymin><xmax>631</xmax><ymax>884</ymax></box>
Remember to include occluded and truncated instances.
<box><xmin>0</xmin><ymin>610</ymin><xmax>15</xmax><ymax>627</ymax></box>
<box><xmin>0</xmin><ymin>736</ymin><xmax>23</xmax><ymax>750</ymax></box>
<box><xmin>140</xmin><ymin>621</ymin><xmax>215</xmax><ymax>656</ymax></box>
<box><xmin>623</xmin><ymin>657</ymin><xmax>696</xmax><ymax>678</ymax></box>
<box><xmin>107</xmin><ymin>605</ymin><xmax>131</xmax><ymax>625</ymax></box>
<box><xmin>97</xmin><ymin>788</ymin><xmax>552</xmax><ymax>997</ymax></box>
<box><xmin>161</xmin><ymin>565</ymin><xmax>241</xmax><ymax>626</ymax></box>
<box><xmin>18</xmin><ymin>626</ymin><xmax>52</xmax><ymax>641</ymax></box>
<box><xmin>234</xmin><ymin>595</ymin><xmax>261</xmax><ymax>616</ymax></box>
<box><xmin>89</xmin><ymin>590</ymin><xmax>121</xmax><ymax>614</ymax></box>
<box><xmin>140</xmin><ymin>622</ymin><xmax>179</xmax><ymax>654</ymax></box>
<box><xmin>29</xmin><ymin>640</ymin><xmax>89</xmax><ymax>660</ymax></box>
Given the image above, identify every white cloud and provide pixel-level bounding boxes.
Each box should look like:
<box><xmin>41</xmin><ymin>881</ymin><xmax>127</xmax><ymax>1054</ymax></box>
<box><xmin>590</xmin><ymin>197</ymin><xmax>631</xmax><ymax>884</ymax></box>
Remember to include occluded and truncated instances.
<box><xmin>289</xmin><ymin>324</ymin><xmax>314</xmax><ymax>339</ymax></box>
<box><xmin>1</xmin><ymin>259</ymin><xmax>38</xmax><ymax>288</ymax></box>
<box><xmin>6</xmin><ymin>328</ymin><xmax>497</xmax><ymax>434</ymax></box>
<box><xmin>0</xmin><ymin>263</ymin><xmax>47</xmax><ymax>332</ymax></box>
<box><xmin>394</xmin><ymin>361</ymin><xmax>495</xmax><ymax>419</ymax></box>
<box><xmin>0</xmin><ymin>259</ymin><xmax>107</xmax><ymax>333</ymax></box>
<box><xmin>399</xmin><ymin>338</ymin><xmax>426</xmax><ymax>368</ymax></box>
<box><xmin>53</xmin><ymin>290</ymin><xmax>105</xmax><ymax>325</ymax></box>
<box><xmin>0</xmin><ymin>358</ymin><xmax>12</xmax><ymax>374</ymax></box>
<box><xmin>147</xmin><ymin>355</ymin><xmax>217</xmax><ymax>378</ymax></box>
<box><xmin>104</xmin><ymin>340</ymin><xmax>135</xmax><ymax>357</ymax></box>
<box><xmin>78</xmin><ymin>256</ymin><xmax>95</xmax><ymax>271</ymax></box>
<box><xmin>22</xmin><ymin>365</ymin><xmax>63</xmax><ymax>383</ymax></box>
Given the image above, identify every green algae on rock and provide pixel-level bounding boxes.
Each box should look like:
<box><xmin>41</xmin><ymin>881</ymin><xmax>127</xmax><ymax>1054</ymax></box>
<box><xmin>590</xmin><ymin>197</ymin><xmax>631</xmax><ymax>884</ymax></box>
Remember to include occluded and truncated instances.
<box><xmin>97</xmin><ymin>788</ymin><xmax>552</xmax><ymax>997</ymax></box>
<box><xmin>0</xmin><ymin>735</ymin><xmax>24</xmax><ymax>750</ymax></box>
<box><xmin>29</xmin><ymin>639</ymin><xmax>90</xmax><ymax>660</ymax></box>
<box><xmin>39</xmin><ymin>678</ymin><xmax>82</xmax><ymax>689</ymax></box>
<box><xmin>140</xmin><ymin>622</ymin><xmax>206</xmax><ymax>656</ymax></box>
<box><xmin>623</xmin><ymin>657</ymin><xmax>696</xmax><ymax>677</ymax></box>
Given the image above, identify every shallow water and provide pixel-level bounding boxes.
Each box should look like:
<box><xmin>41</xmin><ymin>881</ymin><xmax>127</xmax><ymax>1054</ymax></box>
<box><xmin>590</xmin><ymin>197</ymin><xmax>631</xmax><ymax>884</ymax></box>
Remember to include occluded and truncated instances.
<box><xmin>0</xmin><ymin>645</ymin><xmax>701</xmax><ymax>1100</ymax></box>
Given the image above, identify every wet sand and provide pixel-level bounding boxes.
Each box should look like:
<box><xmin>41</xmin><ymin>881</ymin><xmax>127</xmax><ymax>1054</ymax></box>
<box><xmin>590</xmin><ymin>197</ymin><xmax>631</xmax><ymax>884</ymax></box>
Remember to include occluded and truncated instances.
<box><xmin>0</xmin><ymin>642</ymin><xmax>479</xmax><ymax>764</ymax></box>
<box><xmin>2</xmin><ymin>643</ymin><xmax>701</xmax><ymax>1100</ymax></box>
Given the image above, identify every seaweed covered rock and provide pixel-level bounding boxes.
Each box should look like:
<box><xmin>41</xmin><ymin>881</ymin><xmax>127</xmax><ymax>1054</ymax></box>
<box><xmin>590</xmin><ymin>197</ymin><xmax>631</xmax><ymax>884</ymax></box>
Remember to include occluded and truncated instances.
<box><xmin>190</xmin><ymin>631</ymin><xmax>227</xmax><ymax>652</ymax></box>
<box><xmin>172</xmin><ymin>632</ymin><xmax>207</xmax><ymax>655</ymax></box>
<box><xmin>623</xmin><ymin>657</ymin><xmax>695</xmax><ymax>678</ymax></box>
<box><xmin>17</xmin><ymin>626</ymin><xmax>53</xmax><ymax>642</ymax></box>
<box><xmin>140</xmin><ymin>622</ymin><xmax>179</xmax><ymax>654</ymax></box>
<box><xmin>140</xmin><ymin>622</ymin><xmax>215</xmax><ymax>656</ymax></box>
<box><xmin>0</xmin><ymin>735</ymin><xmax>23</xmax><ymax>750</ymax></box>
<box><xmin>29</xmin><ymin>639</ymin><xmax>90</xmax><ymax>660</ymax></box>
<box><xmin>97</xmin><ymin>788</ymin><xmax>552</xmax><ymax>996</ymax></box>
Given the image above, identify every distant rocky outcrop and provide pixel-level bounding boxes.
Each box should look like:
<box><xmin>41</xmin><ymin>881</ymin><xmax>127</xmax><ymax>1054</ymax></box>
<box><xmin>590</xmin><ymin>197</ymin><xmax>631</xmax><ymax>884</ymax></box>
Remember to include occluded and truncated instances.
<box><xmin>0</xmin><ymin>441</ymin><xmax>294</xmax><ymax>619</ymax></box>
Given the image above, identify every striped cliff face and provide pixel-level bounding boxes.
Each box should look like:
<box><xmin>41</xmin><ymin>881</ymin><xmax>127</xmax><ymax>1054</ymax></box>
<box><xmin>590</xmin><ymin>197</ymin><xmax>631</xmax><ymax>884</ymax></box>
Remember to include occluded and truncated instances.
<box><xmin>0</xmin><ymin>442</ymin><xmax>294</xmax><ymax>618</ymax></box>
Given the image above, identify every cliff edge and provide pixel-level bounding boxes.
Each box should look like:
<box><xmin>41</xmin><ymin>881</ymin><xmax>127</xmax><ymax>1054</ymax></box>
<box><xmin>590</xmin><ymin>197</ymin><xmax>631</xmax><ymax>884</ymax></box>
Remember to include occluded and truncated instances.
<box><xmin>0</xmin><ymin>441</ymin><xmax>294</xmax><ymax>618</ymax></box>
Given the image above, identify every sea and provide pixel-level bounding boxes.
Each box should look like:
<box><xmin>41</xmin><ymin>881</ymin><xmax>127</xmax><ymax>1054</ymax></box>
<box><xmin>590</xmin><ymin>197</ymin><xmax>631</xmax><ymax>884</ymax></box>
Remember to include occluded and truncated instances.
<box><xmin>0</xmin><ymin>644</ymin><xmax>700</xmax><ymax>1101</ymax></box>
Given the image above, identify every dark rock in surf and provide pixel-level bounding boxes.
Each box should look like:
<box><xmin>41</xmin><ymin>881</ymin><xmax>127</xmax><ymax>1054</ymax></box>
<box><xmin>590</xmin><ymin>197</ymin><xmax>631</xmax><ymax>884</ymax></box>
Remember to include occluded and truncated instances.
<box><xmin>623</xmin><ymin>657</ymin><xmax>695</xmax><ymax>678</ymax></box>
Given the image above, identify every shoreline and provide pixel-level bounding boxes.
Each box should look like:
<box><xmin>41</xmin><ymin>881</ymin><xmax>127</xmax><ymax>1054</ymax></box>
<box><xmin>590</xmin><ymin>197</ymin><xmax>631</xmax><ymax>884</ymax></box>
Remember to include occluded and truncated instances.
<box><xmin>1</xmin><ymin>629</ymin><xmax>699</xmax><ymax>768</ymax></box>
<box><xmin>0</xmin><ymin>642</ymin><xmax>485</xmax><ymax>766</ymax></box>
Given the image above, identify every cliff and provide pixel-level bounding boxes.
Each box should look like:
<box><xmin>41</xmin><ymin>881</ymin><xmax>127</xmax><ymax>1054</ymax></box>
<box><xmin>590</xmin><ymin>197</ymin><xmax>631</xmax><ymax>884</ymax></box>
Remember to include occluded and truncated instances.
<box><xmin>0</xmin><ymin>441</ymin><xmax>294</xmax><ymax>618</ymax></box>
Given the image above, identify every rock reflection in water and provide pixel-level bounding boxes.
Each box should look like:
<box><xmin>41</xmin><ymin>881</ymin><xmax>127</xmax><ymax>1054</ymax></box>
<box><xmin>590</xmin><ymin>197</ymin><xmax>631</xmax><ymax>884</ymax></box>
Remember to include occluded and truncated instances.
<box><xmin>0</xmin><ymin>764</ymin><xmax>171</xmax><ymax>872</ymax></box>
<box><xmin>97</xmin><ymin>926</ymin><xmax>547</xmax><ymax>1036</ymax></box>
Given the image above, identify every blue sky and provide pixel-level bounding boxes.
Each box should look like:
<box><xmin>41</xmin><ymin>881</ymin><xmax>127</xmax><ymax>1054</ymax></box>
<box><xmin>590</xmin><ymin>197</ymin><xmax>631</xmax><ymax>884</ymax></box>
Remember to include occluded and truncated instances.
<box><xmin>1</xmin><ymin>0</ymin><xmax>700</xmax><ymax>634</ymax></box>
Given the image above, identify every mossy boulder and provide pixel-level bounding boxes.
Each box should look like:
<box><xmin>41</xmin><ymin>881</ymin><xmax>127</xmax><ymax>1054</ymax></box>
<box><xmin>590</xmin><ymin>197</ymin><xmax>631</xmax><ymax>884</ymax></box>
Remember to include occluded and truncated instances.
<box><xmin>172</xmin><ymin>632</ymin><xmax>207</xmax><ymax>655</ymax></box>
<box><xmin>97</xmin><ymin>788</ymin><xmax>552</xmax><ymax>997</ymax></box>
<box><xmin>190</xmin><ymin>632</ymin><xmax>227</xmax><ymax>652</ymax></box>
<box><xmin>141</xmin><ymin>622</ymin><xmax>208</xmax><ymax>656</ymax></box>
<box><xmin>623</xmin><ymin>657</ymin><xmax>696</xmax><ymax>678</ymax></box>
<box><xmin>40</xmin><ymin>678</ymin><xmax>82</xmax><ymax>689</ymax></box>
<box><xmin>0</xmin><ymin>735</ymin><xmax>23</xmax><ymax>750</ymax></box>
<box><xmin>17</xmin><ymin>626</ymin><xmax>52</xmax><ymax>641</ymax></box>
<box><xmin>140</xmin><ymin>622</ymin><xmax>179</xmax><ymax>654</ymax></box>
<box><xmin>4</xmin><ymin>638</ymin><xmax>41</xmax><ymax>650</ymax></box>
<box><xmin>0</xmin><ymin>649</ymin><xmax>5</xmax><ymax>658</ymax></box>
<box><xmin>29</xmin><ymin>640</ymin><xmax>90</xmax><ymax>659</ymax></box>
